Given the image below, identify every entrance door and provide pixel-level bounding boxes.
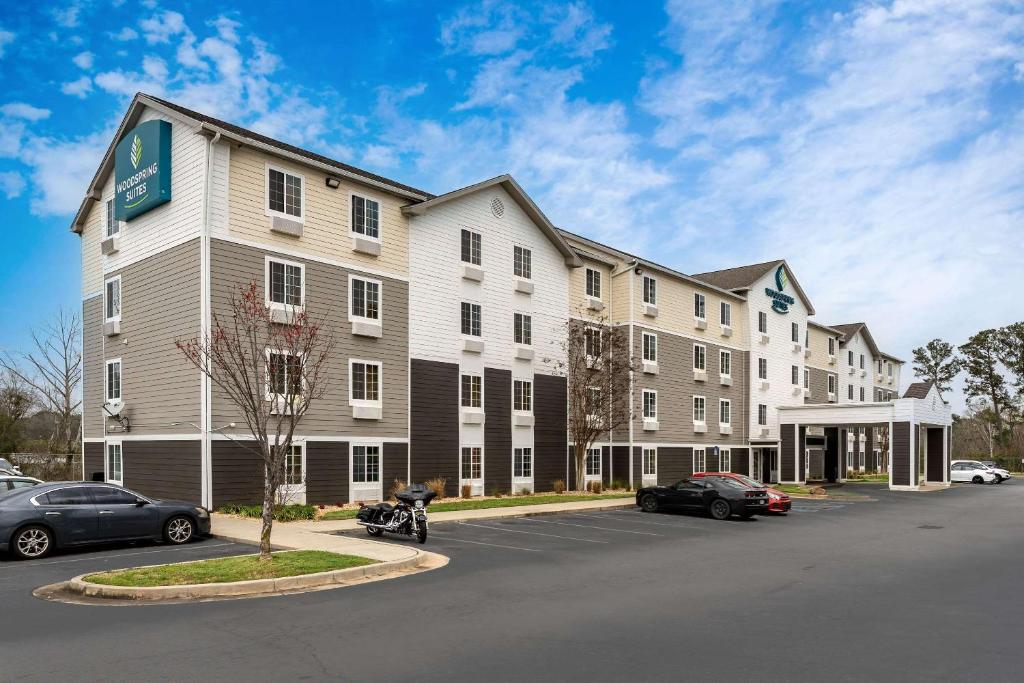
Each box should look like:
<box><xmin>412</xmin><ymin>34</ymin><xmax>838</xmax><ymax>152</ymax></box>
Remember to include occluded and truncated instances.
<box><xmin>760</xmin><ymin>450</ymin><xmax>777</xmax><ymax>483</ymax></box>
<box><xmin>824</xmin><ymin>428</ymin><xmax>839</xmax><ymax>483</ymax></box>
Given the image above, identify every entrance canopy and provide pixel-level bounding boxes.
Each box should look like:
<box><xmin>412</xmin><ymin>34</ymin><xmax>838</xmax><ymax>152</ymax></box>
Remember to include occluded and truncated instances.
<box><xmin>777</xmin><ymin>384</ymin><xmax>951</xmax><ymax>491</ymax></box>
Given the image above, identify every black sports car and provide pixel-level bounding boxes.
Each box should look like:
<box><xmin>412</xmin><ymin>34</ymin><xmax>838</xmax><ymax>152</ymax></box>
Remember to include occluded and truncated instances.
<box><xmin>636</xmin><ymin>477</ymin><xmax>770</xmax><ymax>520</ymax></box>
<box><xmin>0</xmin><ymin>481</ymin><xmax>211</xmax><ymax>559</ymax></box>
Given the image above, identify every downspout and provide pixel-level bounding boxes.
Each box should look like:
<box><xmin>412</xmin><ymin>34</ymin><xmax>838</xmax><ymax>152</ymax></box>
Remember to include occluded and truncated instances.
<box><xmin>200</xmin><ymin>131</ymin><xmax>221</xmax><ymax>509</ymax></box>
<box><xmin>610</xmin><ymin>258</ymin><xmax>638</xmax><ymax>487</ymax></box>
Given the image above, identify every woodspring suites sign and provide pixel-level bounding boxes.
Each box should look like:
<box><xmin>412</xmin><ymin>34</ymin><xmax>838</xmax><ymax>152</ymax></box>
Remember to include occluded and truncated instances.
<box><xmin>114</xmin><ymin>119</ymin><xmax>172</xmax><ymax>221</ymax></box>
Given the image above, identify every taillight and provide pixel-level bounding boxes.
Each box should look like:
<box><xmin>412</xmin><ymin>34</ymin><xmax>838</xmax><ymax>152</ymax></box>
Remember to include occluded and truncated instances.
<box><xmin>745</xmin><ymin>491</ymin><xmax>757</xmax><ymax>498</ymax></box>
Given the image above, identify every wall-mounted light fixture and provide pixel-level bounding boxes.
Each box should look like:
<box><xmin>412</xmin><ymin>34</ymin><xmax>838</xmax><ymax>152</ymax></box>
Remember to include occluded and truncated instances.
<box><xmin>325</xmin><ymin>176</ymin><xmax>341</xmax><ymax>189</ymax></box>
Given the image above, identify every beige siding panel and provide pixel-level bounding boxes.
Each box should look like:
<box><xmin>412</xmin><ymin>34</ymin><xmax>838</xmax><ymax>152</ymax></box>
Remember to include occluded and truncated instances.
<box><xmin>570</xmin><ymin>257</ymin><xmax>613</xmax><ymax>321</ymax></box>
<box><xmin>806</xmin><ymin>324</ymin><xmax>837</xmax><ymax>371</ymax></box>
<box><xmin>227</xmin><ymin>146</ymin><xmax>409</xmax><ymax>277</ymax></box>
<box><xmin>104</xmin><ymin>239</ymin><xmax>203</xmax><ymax>435</ymax></box>
<box><xmin>210</xmin><ymin>238</ymin><xmax>409</xmax><ymax>437</ymax></box>
<box><xmin>82</xmin><ymin>296</ymin><xmax>104</xmax><ymax>438</ymax></box>
<box><xmin>609</xmin><ymin>266</ymin><xmax>631</xmax><ymax>325</ymax></box>
<box><xmin>631</xmin><ymin>270</ymin><xmax>748</xmax><ymax>351</ymax></box>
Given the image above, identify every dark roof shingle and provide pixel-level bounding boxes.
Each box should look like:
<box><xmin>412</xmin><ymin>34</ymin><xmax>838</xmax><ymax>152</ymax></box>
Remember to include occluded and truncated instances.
<box><xmin>903</xmin><ymin>382</ymin><xmax>934</xmax><ymax>399</ymax></box>
<box><xmin>689</xmin><ymin>260</ymin><xmax>782</xmax><ymax>291</ymax></box>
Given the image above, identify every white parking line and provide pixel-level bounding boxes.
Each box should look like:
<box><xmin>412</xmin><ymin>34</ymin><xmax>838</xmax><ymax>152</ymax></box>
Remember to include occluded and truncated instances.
<box><xmin>0</xmin><ymin>542</ymin><xmax>238</xmax><ymax>572</ymax></box>
<box><xmin>576</xmin><ymin>513</ymin><xmax>710</xmax><ymax>530</ymax></box>
<box><xmin>430</xmin><ymin>533</ymin><xmax>541</xmax><ymax>553</ymax></box>
<box><xmin>457</xmin><ymin>521</ymin><xmax>608</xmax><ymax>544</ymax></box>
<box><xmin>526</xmin><ymin>518</ymin><xmax>661</xmax><ymax>536</ymax></box>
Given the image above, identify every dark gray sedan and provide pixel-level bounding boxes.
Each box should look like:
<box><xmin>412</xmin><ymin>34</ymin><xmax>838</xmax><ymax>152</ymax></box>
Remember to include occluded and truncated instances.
<box><xmin>0</xmin><ymin>482</ymin><xmax>211</xmax><ymax>559</ymax></box>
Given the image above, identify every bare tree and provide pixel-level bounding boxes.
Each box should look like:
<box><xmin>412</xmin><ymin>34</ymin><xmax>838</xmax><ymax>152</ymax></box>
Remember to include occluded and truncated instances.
<box><xmin>177</xmin><ymin>281</ymin><xmax>335</xmax><ymax>560</ymax></box>
<box><xmin>1</xmin><ymin>310</ymin><xmax>82</xmax><ymax>458</ymax></box>
<box><xmin>0</xmin><ymin>369</ymin><xmax>37</xmax><ymax>452</ymax></box>
<box><xmin>549</xmin><ymin>313</ymin><xmax>637</xmax><ymax>492</ymax></box>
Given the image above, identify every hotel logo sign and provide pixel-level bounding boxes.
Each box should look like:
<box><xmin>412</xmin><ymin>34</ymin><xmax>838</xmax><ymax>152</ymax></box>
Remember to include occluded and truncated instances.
<box><xmin>765</xmin><ymin>264</ymin><xmax>795</xmax><ymax>314</ymax></box>
<box><xmin>114</xmin><ymin>119</ymin><xmax>172</xmax><ymax>221</ymax></box>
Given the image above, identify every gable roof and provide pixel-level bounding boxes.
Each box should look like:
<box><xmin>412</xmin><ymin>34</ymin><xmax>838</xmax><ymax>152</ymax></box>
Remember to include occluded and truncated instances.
<box><xmin>71</xmin><ymin>92</ymin><xmax>433</xmax><ymax>233</ymax></box>
<box><xmin>691</xmin><ymin>259</ymin><xmax>815</xmax><ymax>314</ymax></box>
<box><xmin>807</xmin><ymin>320</ymin><xmax>842</xmax><ymax>336</ymax></box>
<box><xmin>903</xmin><ymin>382</ymin><xmax>934</xmax><ymax>399</ymax></box>
<box><xmin>831</xmin><ymin>322</ymin><xmax>880</xmax><ymax>355</ymax></box>
<box><xmin>401</xmin><ymin>175</ymin><xmax>582</xmax><ymax>267</ymax></box>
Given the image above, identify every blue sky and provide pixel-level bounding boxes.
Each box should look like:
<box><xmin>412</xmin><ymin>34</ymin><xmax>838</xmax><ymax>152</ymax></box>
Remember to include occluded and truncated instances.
<box><xmin>1</xmin><ymin>0</ymin><xmax>1022</xmax><ymax>410</ymax></box>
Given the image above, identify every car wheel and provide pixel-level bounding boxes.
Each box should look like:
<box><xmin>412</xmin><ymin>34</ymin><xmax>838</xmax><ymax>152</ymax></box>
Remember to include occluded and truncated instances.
<box><xmin>639</xmin><ymin>494</ymin><xmax>659</xmax><ymax>513</ymax></box>
<box><xmin>164</xmin><ymin>516</ymin><xmax>195</xmax><ymax>545</ymax></box>
<box><xmin>709</xmin><ymin>498</ymin><xmax>732</xmax><ymax>520</ymax></box>
<box><xmin>972</xmin><ymin>475</ymin><xmax>984</xmax><ymax>484</ymax></box>
<box><xmin>12</xmin><ymin>525</ymin><xmax>53</xmax><ymax>560</ymax></box>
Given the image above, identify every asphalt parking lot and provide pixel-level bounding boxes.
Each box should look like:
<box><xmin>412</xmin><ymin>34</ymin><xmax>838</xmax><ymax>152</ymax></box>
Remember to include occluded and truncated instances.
<box><xmin>2</xmin><ymin>481</ymin><xmax>1022</xmax><ymax>683</ymax></box>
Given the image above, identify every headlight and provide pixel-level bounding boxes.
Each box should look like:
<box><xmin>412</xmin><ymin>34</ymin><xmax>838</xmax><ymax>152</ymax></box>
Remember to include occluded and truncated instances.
<box><xmin>194</xmin><ymin>507</ymin><xmax>210</xmax><ymax>518</ymax></box>
<box><xmin>414</xmin><ymin>500</ymin><xmax>424</xmax><ymax>509</ymax></box>
<box><xmin>768</xmin><ymin>492</ymin><xmax>781</xmax><ymax>500</ymax></box>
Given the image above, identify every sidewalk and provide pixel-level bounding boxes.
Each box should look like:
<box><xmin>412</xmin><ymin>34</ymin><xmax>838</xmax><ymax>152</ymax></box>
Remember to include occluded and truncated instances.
<box><xmin>291</xmin><ymin>496</ymin><xmax>637</xmax><ymax>532</ymax></box>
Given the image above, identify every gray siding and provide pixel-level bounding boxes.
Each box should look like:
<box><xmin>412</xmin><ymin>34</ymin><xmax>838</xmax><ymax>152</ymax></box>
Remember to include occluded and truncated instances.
<box><xmin>83</xmin><ymin>297</ymin><xmax>104</xmax><ymax>438</ymax></box>
<box><xmin>612</xmin><ymin>446</ymin><xmax>629</xmax><ymax>486</ymax></box>
<box><xmin>926</xmin><ymin>427</ymin><xmax>944</xmax><ymax>482</ymax></box>
<box><xmin>383</xmin><ymin>443</ymin><xmax>408</xmax><ymax>497</ymax></box>
<box><xmin>730</xmin><ymin>447</ymin><xmax>749</xmax><ymax>475</ymax></box>
<box><xmin>892</xmin><ymin>422</ymin><xmax>911</xmax><ymax>486</ymax></box>
<box><xmin>657</xmin><ymin>447</ymin><xmax>692</xmax><ymax>486</ymax></box>
<box><xmin>123</xmin><ymin>440</ymin><xmax>202</xmax><ymax>503</ymax></box>
<box><xmin>410</xmin><ymin>359</ymin><xmax>459</xmax><ymax>495</ymax></box>
<box><xmin>632</xmin><ymin>326</ymin><xmax>746</xmax><ymax>444</ymax></box>
<box><xmin>84</xmin><ymin>441</ymin><xmax>104</xmax><ymax>481</ymax></box>
<box><xmin>484</xmin><ymin>368</ymin><xmax>512</xmax><ymax>494</ymax></box>
<box><xmin>212</xmin><ymin>440</ymin><xmax>263</xmax><ymax>506</ymax></box>
<box><xmin>107</xmin><ymin>239</ymin><xmax>202</xmax><ymax>435</ymax></box>
<box><xmin>210</xmin><ymin>238</ymin><xmax>409</xmax><ymax>438</ymax></box>
<box><xmin>534</xmin><ymin>373</ymin><xmax>568</xmax><ymax>493</ymax></box>
<box><xmin>306</xmin><ymin>441</ymin><xmax>348</xmax><ymax>505</ymax></box>
<box><xmin>780</xmin><ymin>423</ymin><xmax>796</xmax><ymax>481</ymax></box>
<box><xmin>805</xmin><ymin>367</ymin><xmax>837</xmax><ymax>405</ymax></box>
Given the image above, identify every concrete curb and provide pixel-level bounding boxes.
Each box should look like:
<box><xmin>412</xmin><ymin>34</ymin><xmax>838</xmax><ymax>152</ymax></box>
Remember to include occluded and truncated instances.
<box><xmin>64</xmin><ymin>550</ymin><xmax>425</xmax><ymax>602</ymax></box>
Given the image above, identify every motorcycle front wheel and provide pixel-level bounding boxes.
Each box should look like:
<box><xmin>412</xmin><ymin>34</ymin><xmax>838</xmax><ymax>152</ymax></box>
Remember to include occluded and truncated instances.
<box><xmin>366</xmin><ymin>526</ymin><xmax>384</xmax><ymax>537</ymax></box>
<box><xmin>416</xmin><ymin>526</ymin><xmax>427</xmax><ymax>544</ymax></box>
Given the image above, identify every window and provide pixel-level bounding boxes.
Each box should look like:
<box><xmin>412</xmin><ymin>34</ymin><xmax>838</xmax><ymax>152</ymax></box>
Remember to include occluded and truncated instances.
<box><xmin>758</xmin><ymin>358</ymin><xmax>767</xmax><ymax>380</ymax></box>
<box><xmin>584</xmin><ymin>327</ymin><xmax>602</xmax><ymax>358</ymax></box>
<box><xmin>266</xmin><ymin>352</ymin><xmax>302</xmax><ymax>403</ymax></box>
<box><xmin>461</xmin><ymin>302</ymin><xmax>482</xmax><ymax>336</ymax></box>
<box><xmin>586</xmin><ymin>448</ymin><xmax>601</xmax><ymax>476</ymax></box>
<box><xmin>642</xmin><ymin>332</ymin><xmax>657</xmax><ymax>362</ymax></box>
<box><xmin>41</xmin><ymin>487</ymin><xmax>93</xmax><ymax>506</ymax></box>
<box><xmin>694</xmin><ymin>448</ymin><xmax>706</xmax><ymax>473</ymax></box>
<box><xmin>694</xmin><ymin>292</ymin><xmax>706</xmax><ymax>319</ymax></box>
<box><xmin>105</xmin><ymin>199</ymin><xmax>119</xmax><ymax>237</ymax></box>
<box><xmin>642</xmin><ymin>389</ymin><xmax>657</xmax><ymax>420</ymax></box>
<box><xmin>104</xmin><ymin>276</ymin><xmax>121</xmax><ymax>322</ymax></box>
<box><xmin>106</xmin><ymin>443</ymin><xmax>122</xmax><ymax>485</ymax></box>
<box><xmin>758</xmin><ymin>311</ymin><xmax>768</xmax><ymax>333</ymax></box>
<box><xmin>860</xmin><ymin>387</ymin><xmax>865</xmax><ymax>402</ymax></box>
<box><xmin>284</xmin><ymin>444</ymin><xmax>304</xmax><ymax>486</ymax></box>
<box><xmin>585</xmin><ymin>268</ymin><xmax>601</xmax><ymax>298</ymax></box>
<box><xmin>693</xmin><ymin>344</ymin><xmax>707</xmax><ymax>371</ymax></box>
<box><xmin>693</xmin><ymin>395</ymin><xmax>706</xmax><ymax>423</ymax></box>
<box><xmin>105</xmin><ymin>359</ymin><xmax>122</xmax><ymax>402</ymax></box>
<box><xmin>642</xmin><ymin>448</ymin><xmax>657</xmax><ymax>476</ymax></box>
<box><xmin>349</xmin><ymin>276</ymin><xmax>380</xmax><ymax>320</ymax></box>
<box><xmin>758</xmin><ymin>404</ymin><xmax>767</xmax><ymax>426</ymax></box>
<box><xmin>513</xmin><ymin>380</ymin><xmax>532</xmax><ymax>412</ymax></box>
<box><xmin>267</xmin><ymin>258</ymin><xmax>303</xmax><ymax>307</ymax></box>
<box><xmin>91</xmin><ymin>486</ymin><xmax>138</xmax><ymax>505</ymax></box>
<box><xmin>828</xmin><ymin>374</ymin><xmax>836</xmax><ymax>394</ymax></box>
<box><xmin>848</xmin><ymin>350</ymin><xmax>854</xmax><ymax>366</ymax></box>
<box><xmin>514</xmin><ymin>448</ymin><xmax>533</xmax><ymax>478</ymax></box>
<box><xmin>461</xmin><ymin>374</ymin><xmax>482</xmax><ymax>408</ymax></box>
<box><xmin>461</xmin><ymin>447</ymin><xmax>482</xmax><ymax>479</ymax></box>
<box><xmin>720</xmin><ymin>399</ymin><xmax>731</xmax><ymax>425</ymax></box>
<box><xmin>720</xmin><ymin>301</ymin><xmax>731</xmax><ymax>327</ymax></box>
<box><xmin>888</xmin><ymin>362</ymin><xmax>893</xmax><ymax>378</ymax></box>
<box><xmin>643</xmin><ymin>276</ymin><xmax>657</xmax><ymax>305</ymax></box>
<box><xmin>461</xmin><ymin>229</ymin><xmax>482</xmax><ymax>265</ymax></box>
<box><xmin>719</xmin><ymin>449</ymin><xmax>732</xmax><ymax>472</ymax></box>
<box><xmin>805</xmin><ymin>329</ymin><xmax>809</xmax><ymax>348</ymax></box>
<box><xmin>828</xmin><ymin>337</ymin><xmax>836</xmax><ymax>355</ymax></box>
<box><xmin>792</xmin><ymin>365</ymin><xmax>800</xmax><ymax>386</ymax></box>
<box><xmin>792</xmin><ymin>322</ymin><xmax>800</xmax><ymax>343</ymax></box>
<box><xmin>514</xmin><ymin>245</ymin><xmax>532</xmax><ymax>279</ymax></box>
<box><xmin>267</xmin><ymin>167</ymin><xmax>302</xmax><ymax>218</ymax></box>
<box><xmin>351</xmin><ymin>195</ymin><xmax>380</xmax><ymax>239</ymax></box>
<box><xmin>514</xmin><ymin>312</ymin><xmax>532</xmax><ymax>345</ymax></box>
<box><xmin>859</xmin><ymin>354</ymin><xmax>865</xmax><ymax>369</ymax></box>
<box><xmin>352</xmin><ymin>445</ymin><xmax>380</xmax><ymax>483</ymax></box>
<box><xmin>804</xmin><ymin>368</ymin><xmax>810</xmax><ymax>389</ymax></box>
<box><xmin>720</xmin><ymin>350</ymin><xmax>731</xmax><ymax>377</ymax></box>
<box><xmin>848</xmin><ymin>384</ymin><xmax>854</xmax><ymax>400</ymax></box>
<box><xmin>877</xmin><ymin>359</ymin><xmax>883</xmax><ymax>374</ymax></box>
<box><xmin>587</xmin><ymin>386</ymin><xmax>602</xmax><ymax>417</ymax></box>
<box><xmin>350</xmin><ymin>361</ymin><xmax>381</xmax><ymax>403</ymax></box>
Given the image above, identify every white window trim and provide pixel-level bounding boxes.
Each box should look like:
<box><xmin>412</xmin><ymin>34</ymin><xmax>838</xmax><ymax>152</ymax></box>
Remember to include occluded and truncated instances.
<box><xmin>461</xmin><ymin>300</ymin><xmax>482</xmax><ymax>338</ymax></box>
<box><xmin>792</xmin><ymin>365</ymin><xmax>801</xmax><ymax>386</ymax></box>
<box><xmin>585</xmin><ymin>447</ymin><xmax>602</xmax><ymax>478</ymax></box>
<box><xmin>693</xmin><ymin>343</ymin><xmax>707</xmax><ymax>371</ymax></box>
<box><xmin>642</xmin><ymin>389</ymin><xmax>658</xmax><ymax>420</ymax></box>
<box><xmin>693</xmin><ymin>395</ymin><xmax>706</xmax><ymax>424</ymax></box>
<box><xmin>461</xmin><ymin>228</ymin><xmax>483</xmax><ymax>266</ymax></box>
<box><xmin>643</xmin><ymin>275</ymin><xmax>657</xmax><ymax>305</ymax></box>
<box><xmin>642</xmin><ymin>447</ymin><xmax>657</xmax><ymax>477</ymax></box>
<box><xmin>758</xmin><ymin>404</ymin><xmax>768</xmax><ymax>426</ymax></box>
<box><xmin>264</xmin><ymin>163</ymin><xmax>306</xmax><ymax>223</ymax></box>
<box><xmin>460</xmin><ymin>445</ymin><xmax>484</xmax><ymax>482</ymax></box>
<box><xmin>105</xmin><ymin>439</ymin><xmax>124</xmax><ymax>486</ymax></box>
<box><xmin>349</xmin><ymin>442</ymin><xmax>383</xmax><ymax>488</ymax></box>
<box><xmin>349</xmin><ymin>190</ymin><xmax>383</xmax><ymax>242</ymax></box>
<box><xmin>758</xmin><ymin>311</ymin><xmax>768</xmax><ymax>334</ymax></box>
<box><xmin>105</xmin><ymin>357</ymin><xmax>122</xmax><ymax>403</ymax></box>
<box><xmin>460</xmin><ymin>372</ymin><xmax>484</xmax><ymax>409</ymax></box>
<box><xmin>513</xmin><ymin>378</ymin><xmax>533</xmax><ymax>414</ymax></box>
<box><xmin>514</xmin><ymin>311</ymin><xmax>533</xmax><ymax>346</ymax></box>
<box><xmin>720</xmin><ymin>301</ymin><xmax>731</xmax><ymax>327</ymax></box>
<box><xmin>513</xmin><ymin>244</ymin><xmax>532</xmax><ymax>280</ymax></box>
<box><xmin>758</xmin><ymin>357</ymin><xmax>768</xmax><ymax>380</ymax></box>
<box><xmin>719</xmin><ymin>398</ymin><xmax>731</xmax><ymax>425</ymax></box>
<box><xmin>349</xmin><ymin>359</ymin><xmax>383</xmax><ymax>407</ymax></box>
<box><xmin>264</xmin><ymin>255</ymin><xmax>306</xmax><ymax>311</ymax></box>
<box><xmin>694</xmin><ymin>292</ymin><xmax>707</xmax><ymax>320</ymax></box>
<box><xmin>585</xmin><ymin>267</ymin><xmax>602</xmax><ymax>298</ymax></box>
<box><xmin>264</xmin><ymin>348</ymin><xmax>306</xmax><ymax>402</ymax></box>
<box><xmin>347</xmin><ymin>273</ymin><xmax>382</xmax><ymax>323</ymax></box>
<box><xmin>513</xmin><ymin>446</ymin><xmax>534</xmax><ymax>481</ymax></box>
<box><xmin>693</xmin><ymin>448</ymin><xmax>706</xmax><ymax>474</ymax></box>
<box><xmin>642</xmin><ymin>331</ymin><xmax>657</xmax><ymax>362</ymax></box>
<box><xmin>105</xmin><ymin>198</ymin><xmax>120</xmax><ymax>237</ymax></box>
<box><xmin>804</xmin><ymin>368</ymin><xmax>810</xmax><ymax>389</ymax></box>
<box><xmin>720</xmin><ymin>350</ymin><xmax>732</xmax><ymax>378</ymax></box>
<box><xmin>584</xmin><ymin>325</ymin><xmax>602</xmax><ymax>360</ymax></box>
<box><xmin>720</xmin><ymin>448</ymin><xmax>731</xmax><ymax>472</ymax></box>
<box><xmin>104</xmin><ymin>275</ymin><xmax>122</xmax><ymax>323</ymax></box>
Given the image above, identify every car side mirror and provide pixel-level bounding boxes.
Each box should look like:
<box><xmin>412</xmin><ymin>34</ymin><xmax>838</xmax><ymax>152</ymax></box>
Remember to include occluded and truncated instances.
<box><xmin>135</xmin><ymin>498</ymin><xmax>149</xmax><ymax>507</ymax></box>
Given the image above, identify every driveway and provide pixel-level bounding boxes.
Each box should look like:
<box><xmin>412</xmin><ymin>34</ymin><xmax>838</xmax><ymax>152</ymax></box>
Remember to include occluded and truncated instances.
<box><xmin>2</xmin><ymin>482</ymin><xmax>1020</xmax><ymax>682</ymax></box>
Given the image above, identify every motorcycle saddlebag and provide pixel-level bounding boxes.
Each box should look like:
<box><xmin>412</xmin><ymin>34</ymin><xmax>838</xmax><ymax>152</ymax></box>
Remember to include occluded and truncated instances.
<box><xmin>356</xmin><ymin>507</ymin><xmax>376</xmax><ymax>523</ymax></box>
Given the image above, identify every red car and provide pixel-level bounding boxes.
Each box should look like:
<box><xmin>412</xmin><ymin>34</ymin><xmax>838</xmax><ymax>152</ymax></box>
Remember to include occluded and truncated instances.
<box><xmin>692</xmin><ymin>472</ymin><xmax>791</xmax><ymax>513</ymax></box>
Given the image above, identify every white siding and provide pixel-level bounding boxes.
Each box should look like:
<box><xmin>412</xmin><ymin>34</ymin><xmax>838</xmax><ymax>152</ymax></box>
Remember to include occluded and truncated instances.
<box><xmin>838</xmin><ymin>330</ymin><xmax>873</xmax><ymax>404</ymax></box>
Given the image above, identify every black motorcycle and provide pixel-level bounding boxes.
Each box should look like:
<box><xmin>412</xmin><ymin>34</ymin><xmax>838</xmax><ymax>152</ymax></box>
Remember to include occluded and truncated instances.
<box><xmin>355</xmin><ymin>483</ymin><xmax>437</xmax><ymax>543</ymax></box>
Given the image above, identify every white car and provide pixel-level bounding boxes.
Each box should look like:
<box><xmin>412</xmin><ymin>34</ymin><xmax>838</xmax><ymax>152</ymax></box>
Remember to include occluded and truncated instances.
<box><xmin>951</xmin><ymin>461</ymin><xmax>998</xmax><ymax>484</ymax></box>
<box><xmin>979</xmin><ymin>461</ymin><xmax>1012</xmax><ymax>483</ymax></box>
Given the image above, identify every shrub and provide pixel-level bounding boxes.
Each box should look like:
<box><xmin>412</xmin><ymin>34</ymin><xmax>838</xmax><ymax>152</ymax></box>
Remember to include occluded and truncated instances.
<box><xmin>588</xmin><ymin>480</ymin><xmax>604</xmax><ymax>494</ymax></box>
<box><xmin>461</xmin><ymin>483</ymin><xmax>473</xmax><ymax>499</ymax></box>
<box><xmin>519</xmin><ymin>486</ymin><xmax>531</xmax><ymax>496</ymax></box>
<box><xmin>610</xmin><ymin>479</ymin><xmax>628</xmax><ymax>491</ymax></box>
<box><xmin>553</xmin><ymin>479</ymin><xmax>566</xmax><ymax>494</ymax></box>
<box><xmin>388</xmin><ymin>479</ymin><xmax>407</xmax><ymax>501</ymax></box>
<box><xmin>217</xmin><ymin>503</ymin><xmax>316</xmax><ymax>522</ymax></box>
<box><xmin>425</xmin><ymin>477</ymin><xmax>447</xmax><ymax>500</ymax></box>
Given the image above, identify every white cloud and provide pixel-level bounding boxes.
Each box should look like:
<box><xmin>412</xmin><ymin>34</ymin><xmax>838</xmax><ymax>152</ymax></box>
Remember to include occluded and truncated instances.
<box><xmin>546</xmin><ymin>2</ymin><xmax>613</xmax><ymax>57</ymax></box>
<box><xmin>20</xmin><ymin>130</ymin><xmax>111</xmax><ymax>216</ymax></box>
<box><xmin>361</xmin><ymin>143</ymin><xmax>399</xmax><ymax>169</ymax></box>
<box><xmin>140</xmin><ymin>11</ymin><xmax>188</xmax><ymax>45</ymax></box>
<box><xmin>72</xmin><ymin>50</ymin><xmax>94</xmax><ymax>69</ymax></box>
<box><xmin>94</xmin><ymin>69</ymin><xmax>165</xmax><ymax>98</ymax></box>
<box><xmin>0</xmin><ymin>103</ymin><xmax>51</xmax><ymax>121</ymax></box>
<box><xmin>61</xmin><ymin>75</ymin><xmax>93</xmax><ymax>98</ymax></box>
<box><xmin>142</xmin><ymin>55</ymin><xmax>168</xmax><ymax>80</ymax></box>
<box><xmin>440</xmin><ymin>1</ymin><xmax>527</xmax><ymax>56</ymax></box>
<box><xmin>0</xmin><ymin>171</ymin><xmax>25</xmax><ymax>199</ymax></box>
<box><xmin>111</xmin><ymin>26</ymin><xmax>138</xmax><ymax>41</ymax></box>
<box><xmin>211</xmin><ymin>16</ymin><xmax>241</xmax><ymax>43</ymax></box>
<box><xmin>0</xmin><ymin>27</ymin><xmax>15</xmax><ymax>57</ymax></box>
<box><xmin>52</xmin><ymin>4</ymin><xmax>82</xmax><ymax>28</ymax></box>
